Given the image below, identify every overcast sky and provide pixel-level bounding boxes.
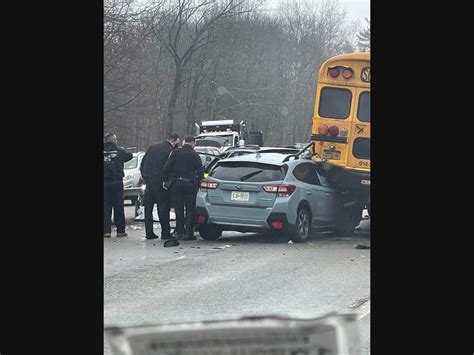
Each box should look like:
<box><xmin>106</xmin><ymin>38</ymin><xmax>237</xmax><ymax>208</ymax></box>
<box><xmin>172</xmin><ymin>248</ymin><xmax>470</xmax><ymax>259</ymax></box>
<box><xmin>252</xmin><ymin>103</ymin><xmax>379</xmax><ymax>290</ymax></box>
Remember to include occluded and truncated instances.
<box><xmin>264</xmin><ymin>0</ymin><xmax>370</xmax><ymax>23</ymax></box>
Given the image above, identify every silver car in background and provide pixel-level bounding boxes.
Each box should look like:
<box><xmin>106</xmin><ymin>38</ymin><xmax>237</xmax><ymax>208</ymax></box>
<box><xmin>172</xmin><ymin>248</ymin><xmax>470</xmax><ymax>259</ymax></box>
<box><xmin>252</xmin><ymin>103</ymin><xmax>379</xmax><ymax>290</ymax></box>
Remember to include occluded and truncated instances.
<box><xmin>196</xmin><ymin>153</ymin><xmax>345</xmax><ymax>242</ymax></box>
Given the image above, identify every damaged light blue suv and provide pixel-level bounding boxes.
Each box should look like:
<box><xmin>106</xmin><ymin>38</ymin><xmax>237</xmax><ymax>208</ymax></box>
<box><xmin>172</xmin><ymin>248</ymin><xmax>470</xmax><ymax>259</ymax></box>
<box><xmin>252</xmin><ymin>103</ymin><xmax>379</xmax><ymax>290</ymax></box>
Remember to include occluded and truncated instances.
<box><xmin>196</xmin><ymin>153</ymin><xmax>345</xmax><ymax>242</ymax></box>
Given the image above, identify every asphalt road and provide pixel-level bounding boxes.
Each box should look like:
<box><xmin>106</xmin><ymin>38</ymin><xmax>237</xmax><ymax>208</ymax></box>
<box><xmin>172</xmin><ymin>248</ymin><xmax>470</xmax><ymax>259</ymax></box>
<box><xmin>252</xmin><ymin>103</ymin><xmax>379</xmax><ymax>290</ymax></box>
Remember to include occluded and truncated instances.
<box><xmin>105</xmin><ymin>204</ymin><xmax>370</xmax><ymax>353</ymax></box>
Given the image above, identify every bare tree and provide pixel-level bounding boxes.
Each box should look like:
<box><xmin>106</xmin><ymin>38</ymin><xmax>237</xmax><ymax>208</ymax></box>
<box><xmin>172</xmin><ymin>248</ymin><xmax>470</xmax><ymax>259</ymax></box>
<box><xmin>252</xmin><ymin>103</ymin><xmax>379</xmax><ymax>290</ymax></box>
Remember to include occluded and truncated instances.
<box><xmin>104</xmin><ymin>0</ymin><xmax>361</xmax><ymax>148</ymax></box>
<box><xmin>151</xmin><ymin>0</ymin><xmax>258</xmax><ymax>135</ymax></box>
<box><xmin>357</xmin><ymin>18</ymin><xmax>370</xmax><ymax>52</ymax></box>
<box><xmin>104</xmin><ymin>0</ymin><xmax>164</xmax><ymax>126</ymax></box>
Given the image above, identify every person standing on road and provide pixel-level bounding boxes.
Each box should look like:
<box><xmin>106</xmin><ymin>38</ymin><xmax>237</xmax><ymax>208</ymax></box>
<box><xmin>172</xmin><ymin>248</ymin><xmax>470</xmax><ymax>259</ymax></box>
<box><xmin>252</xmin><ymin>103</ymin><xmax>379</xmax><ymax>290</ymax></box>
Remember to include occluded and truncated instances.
<box><xmin>140</xmin><ymin>133</ymin><xmax>181</xmax><ymax>240</ymax></box>
<box><xmin>163</xmin><ymin>136</ymin><xmax>204</xmax><ymax>241</ymax></box>
<box><xmin>104</xmin><ymin>133</ymin><xmax>133</xmax><ymax>238</ymax></box>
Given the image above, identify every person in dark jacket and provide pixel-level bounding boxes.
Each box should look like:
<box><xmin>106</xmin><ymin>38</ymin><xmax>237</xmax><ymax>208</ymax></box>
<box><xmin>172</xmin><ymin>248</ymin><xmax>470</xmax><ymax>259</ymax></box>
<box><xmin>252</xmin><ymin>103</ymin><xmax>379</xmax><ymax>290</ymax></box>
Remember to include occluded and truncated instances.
<box><xmin>140</xmin><ymin>133</ymin><xmax>181</xmax><ymax>239</ymax></box>
<box><xmin>104</xmin><ymin>133</ymin><xmax>133</xmax><ymax>237</ymax></box>
<box><xmin>163</xmin><ymin>136</ymin><xmax>204</xmax><ymax>241</ymax></box>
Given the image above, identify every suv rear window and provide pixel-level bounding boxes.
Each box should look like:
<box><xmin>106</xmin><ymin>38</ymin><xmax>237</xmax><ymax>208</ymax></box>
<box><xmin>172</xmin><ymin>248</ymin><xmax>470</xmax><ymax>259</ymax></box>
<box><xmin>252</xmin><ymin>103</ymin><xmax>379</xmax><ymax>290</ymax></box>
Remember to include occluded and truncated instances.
<box><xmin>292</xmin><ymin>163</ymin><xmax>321</xmax><ymax>185</ymax></box>
<box><xmin>210</xmin><ymin>162</ymin><xmax>287</xmax><ymax>182</ymax></box>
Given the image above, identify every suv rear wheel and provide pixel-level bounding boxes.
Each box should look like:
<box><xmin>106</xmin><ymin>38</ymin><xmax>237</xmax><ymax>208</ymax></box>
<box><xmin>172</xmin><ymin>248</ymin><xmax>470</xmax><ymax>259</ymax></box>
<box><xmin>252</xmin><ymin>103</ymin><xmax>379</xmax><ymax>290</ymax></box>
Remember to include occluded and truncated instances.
<box><xmin>199</xmin><ymin>224</ymin><xmax>222</xmax><ymax>240</ymax></box>
<box><xmin>290</xmin><ymin>206</ymin><xmax>311</xmax><ymax>242</ymax></box>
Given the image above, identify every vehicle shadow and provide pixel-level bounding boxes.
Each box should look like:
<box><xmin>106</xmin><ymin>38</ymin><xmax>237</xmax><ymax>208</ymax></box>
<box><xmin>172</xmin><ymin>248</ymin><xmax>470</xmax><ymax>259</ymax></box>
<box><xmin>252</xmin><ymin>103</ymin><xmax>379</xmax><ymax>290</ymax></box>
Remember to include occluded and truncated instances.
<box><xmin>206</xmin><ymin>229</ymin><xmax>370</xmax><ymax>245</ymax></box>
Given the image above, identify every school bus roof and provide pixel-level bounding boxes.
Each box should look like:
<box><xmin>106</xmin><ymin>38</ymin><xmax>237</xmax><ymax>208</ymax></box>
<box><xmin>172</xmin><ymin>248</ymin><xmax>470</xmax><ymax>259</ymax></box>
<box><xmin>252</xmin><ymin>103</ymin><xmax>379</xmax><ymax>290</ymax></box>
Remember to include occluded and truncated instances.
<box><xmin>321</xmin><ymin>52</ymin><xmax>370</xmax><ymax>66</ymax></box>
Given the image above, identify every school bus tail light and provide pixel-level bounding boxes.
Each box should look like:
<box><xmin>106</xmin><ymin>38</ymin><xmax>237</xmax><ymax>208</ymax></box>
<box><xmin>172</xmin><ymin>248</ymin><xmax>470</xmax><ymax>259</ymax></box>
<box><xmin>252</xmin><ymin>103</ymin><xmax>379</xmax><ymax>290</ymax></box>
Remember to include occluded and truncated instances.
<box><xmin>340</xmin><ymin>128</ymin><xmax>348</xmax><ymax>137</ymax></box>
<box><xmin>328</xmin><ymin>67</ymin><xmax>340</xmax><ymax>78</ymax></box>
<box><xmin>328</xmin><ymin>125</ymin><xmax>339</xmax><ymax>136</ymax></box>
<box><xmin>318</xmin><ymin>124</ymin><xmax>329</xmax><ymax>135</ymax></box>
<box><xmin>342</xmin><ymin>68</ymin><xmax>354</xmax><ymax>79</ymax></box>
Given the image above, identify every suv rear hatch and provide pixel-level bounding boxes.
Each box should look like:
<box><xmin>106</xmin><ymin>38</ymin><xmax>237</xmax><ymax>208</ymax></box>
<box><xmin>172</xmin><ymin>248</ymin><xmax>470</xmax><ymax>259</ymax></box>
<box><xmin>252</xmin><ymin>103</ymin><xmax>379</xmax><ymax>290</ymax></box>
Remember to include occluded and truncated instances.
<box><xmin>203</xmin><ymin>161</ymin><xmax>288</xmax><ymax>226</ymax></box>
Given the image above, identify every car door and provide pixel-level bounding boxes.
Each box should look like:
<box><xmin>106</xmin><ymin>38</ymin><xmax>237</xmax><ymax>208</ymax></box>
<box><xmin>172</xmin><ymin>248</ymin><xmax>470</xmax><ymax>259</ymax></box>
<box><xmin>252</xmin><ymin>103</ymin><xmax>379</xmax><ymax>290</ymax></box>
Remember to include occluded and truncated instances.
<box><xmin>136</xmin><ymin>153</ymin><xmax>145</xmax><ymax>186</ymax></box>
<box><xmin>314</xmin><ymin>168</ymin><xmax>336</xmax><ymax>223</ymax></box>
<box><xmin>292</xmin><ymin>163</ymin><xmax>331</xmax><ymax>226</ymax></box>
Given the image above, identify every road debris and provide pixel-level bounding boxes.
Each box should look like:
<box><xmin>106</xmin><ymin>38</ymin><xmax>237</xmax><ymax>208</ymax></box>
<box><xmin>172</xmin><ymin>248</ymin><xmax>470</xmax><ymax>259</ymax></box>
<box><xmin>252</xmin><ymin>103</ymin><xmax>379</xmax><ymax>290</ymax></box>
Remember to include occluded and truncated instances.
<box><xmin>354</xmin><ymin>244</ymin><xmax>370</xmax><ymax>250</ymax></box>
<box><xmin>212</xmin><ymin>245</ymin><xmax>233</xmax><ymax>250</ymax></box>
<box><xmin>164</xmin><ymin>238</ymin><xmax>180</xmax><ymax>247</ymax></box>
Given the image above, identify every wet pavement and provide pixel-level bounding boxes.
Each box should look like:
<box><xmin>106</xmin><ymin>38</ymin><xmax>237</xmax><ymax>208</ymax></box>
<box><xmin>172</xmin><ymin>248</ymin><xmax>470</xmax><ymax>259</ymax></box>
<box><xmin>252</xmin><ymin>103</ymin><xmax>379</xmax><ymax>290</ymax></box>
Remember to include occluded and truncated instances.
<box><xmin>105</xmin><ymin>205</ymin><xmax>370</xmax><ymax>353</ymax></box>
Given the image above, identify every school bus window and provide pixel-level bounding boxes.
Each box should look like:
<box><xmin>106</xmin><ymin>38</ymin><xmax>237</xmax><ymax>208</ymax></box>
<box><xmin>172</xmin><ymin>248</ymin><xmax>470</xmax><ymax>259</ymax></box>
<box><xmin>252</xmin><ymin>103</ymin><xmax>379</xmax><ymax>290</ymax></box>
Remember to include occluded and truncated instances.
<box><xmin>357</xmin><ymin>92</ymin><xmax>370</xmax><ymax>122</ymax></box>
<box><xmin>318</xmin><ymin>87</ymin><xmax>352</xmax><ymax>119</ymax></box>
<box><xmin>352</xmin><ymin>137</ymin><xmax>370</xmax><ymax>160</ymax></box>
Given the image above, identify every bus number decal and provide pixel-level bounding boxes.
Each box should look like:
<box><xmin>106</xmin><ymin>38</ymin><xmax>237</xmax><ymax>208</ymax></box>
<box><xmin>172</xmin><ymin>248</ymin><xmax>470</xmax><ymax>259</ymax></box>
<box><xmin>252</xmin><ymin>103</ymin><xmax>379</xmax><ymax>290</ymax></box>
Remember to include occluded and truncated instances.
<box><xmin>358</xmin><ymin>161</ymin><xmax>370</xmax><ymax>167</ymax></box>
<box><xmin>361</xmin><ymin>67</ymin><xmax>370</xmax><ymax>83</ymax></box>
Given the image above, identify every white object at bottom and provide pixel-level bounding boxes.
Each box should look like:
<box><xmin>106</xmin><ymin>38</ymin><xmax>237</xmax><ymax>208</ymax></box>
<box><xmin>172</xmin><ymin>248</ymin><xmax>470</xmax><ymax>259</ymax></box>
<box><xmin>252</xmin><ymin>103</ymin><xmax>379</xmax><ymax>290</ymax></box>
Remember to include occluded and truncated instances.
<box><xmin>134</xmin><ymin>206</ymin><xmax>176</xmax><ymax>222</ymax></box>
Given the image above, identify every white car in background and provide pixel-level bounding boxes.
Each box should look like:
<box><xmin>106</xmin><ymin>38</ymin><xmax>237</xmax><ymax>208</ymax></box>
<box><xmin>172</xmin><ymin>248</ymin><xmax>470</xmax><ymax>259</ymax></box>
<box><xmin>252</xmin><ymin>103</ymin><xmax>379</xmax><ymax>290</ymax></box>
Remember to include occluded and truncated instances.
<box><xmin>123</xmin><ymin>151</ymin><xmax>146</xmax><ymax>204</ymax></box>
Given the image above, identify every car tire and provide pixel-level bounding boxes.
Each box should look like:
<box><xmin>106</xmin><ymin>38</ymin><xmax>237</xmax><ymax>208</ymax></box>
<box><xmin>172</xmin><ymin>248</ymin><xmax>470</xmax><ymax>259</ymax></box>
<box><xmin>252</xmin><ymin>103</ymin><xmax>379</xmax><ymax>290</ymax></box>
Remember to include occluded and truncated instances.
<box><xmin>335</xmin><ymin>208</ymin><xmax>361</xmax><ymax>237</ymax></box>
<box><xmin>198</xmin><ymin>224</ymin><xmax>221</xmax><ymax>240</ymax></box>
<box><xmin>290</xmin><ymin>206</ymin><xmax>311</xmax><ymax>242</ymax></box>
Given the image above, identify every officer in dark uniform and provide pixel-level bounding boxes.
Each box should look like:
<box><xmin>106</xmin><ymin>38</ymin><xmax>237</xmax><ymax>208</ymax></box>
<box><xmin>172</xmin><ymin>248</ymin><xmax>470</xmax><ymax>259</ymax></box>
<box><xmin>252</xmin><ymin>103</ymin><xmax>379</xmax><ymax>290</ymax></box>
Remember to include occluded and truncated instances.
<box><xmin>104</xmin><ymin>133</ymin><xmax>133</xmax><ymax>238</ymax></box>
<box><xmin>140</xmin><ymin>133</ymin><xmax>180</xmax><ymax>240</ymax></box>
<box><xmin>163</xmin><ymin>136</ymin><xmax>204</xmax><ymax>241</ymax></box>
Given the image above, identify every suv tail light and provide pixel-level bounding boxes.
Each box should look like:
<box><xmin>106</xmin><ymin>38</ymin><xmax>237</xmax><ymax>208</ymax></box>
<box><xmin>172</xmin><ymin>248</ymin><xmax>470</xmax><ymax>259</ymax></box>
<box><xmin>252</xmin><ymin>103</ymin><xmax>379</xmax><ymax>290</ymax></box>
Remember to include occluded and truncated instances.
<box><xmin>199</xmin><ymin>180</ymin><xmax>219</xmax><ymax>192</ymax></box>
<box><xmin>263</xmin><ymin>184</ymin><xmax>296</xmax><ymax>197</ymax></box>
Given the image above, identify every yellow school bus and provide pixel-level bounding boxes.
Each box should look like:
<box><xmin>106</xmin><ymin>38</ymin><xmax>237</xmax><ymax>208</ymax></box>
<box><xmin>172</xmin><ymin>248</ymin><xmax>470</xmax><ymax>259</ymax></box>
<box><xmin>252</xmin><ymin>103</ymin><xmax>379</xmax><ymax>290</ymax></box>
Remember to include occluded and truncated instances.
<box><xmin>311</xmin><ymin>53</ymin><xmax>370</xmax><ymax>231</ymax></box>
<box><xmin>312</xmin><ymin>52</ymin><xmax>370</xmax><ymax>193</ymax></box>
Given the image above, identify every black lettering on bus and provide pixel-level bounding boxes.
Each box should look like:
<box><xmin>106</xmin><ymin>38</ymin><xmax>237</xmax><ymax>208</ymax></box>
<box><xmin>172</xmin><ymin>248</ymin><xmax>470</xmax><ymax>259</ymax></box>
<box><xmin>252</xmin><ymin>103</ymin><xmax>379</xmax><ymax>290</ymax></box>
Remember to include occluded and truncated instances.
<box><xmin>361</xmin><ymin>67</ymin><xmax>370</xmax><ymax>83</ymax></box>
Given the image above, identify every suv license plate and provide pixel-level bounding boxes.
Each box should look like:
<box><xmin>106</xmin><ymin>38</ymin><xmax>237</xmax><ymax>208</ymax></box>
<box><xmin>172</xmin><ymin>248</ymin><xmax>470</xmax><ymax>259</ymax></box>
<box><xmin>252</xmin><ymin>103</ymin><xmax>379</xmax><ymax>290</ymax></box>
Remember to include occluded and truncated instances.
<box><xmin>231</xmin><ymin>191</ymin><xmax>250</xmax><ymax>202</ymax></box>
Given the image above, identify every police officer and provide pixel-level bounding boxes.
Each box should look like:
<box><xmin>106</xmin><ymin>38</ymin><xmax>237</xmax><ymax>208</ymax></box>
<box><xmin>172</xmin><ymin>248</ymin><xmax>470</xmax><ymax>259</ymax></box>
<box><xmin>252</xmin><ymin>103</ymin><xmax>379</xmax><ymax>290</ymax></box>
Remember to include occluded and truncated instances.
<box><xmin>104</xmin><ymin>133</ymin><xmax>133</xmax><ymax>238</ymax></box>
<box><xmin>163</xmin><ymin>136</ymin><xmax>204</xmax><ymax>241</ymax></box>
<box><xmin>140</xmin><ymin>133</ymin><xmax>181</xmax><ymax>240</ymax></box>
